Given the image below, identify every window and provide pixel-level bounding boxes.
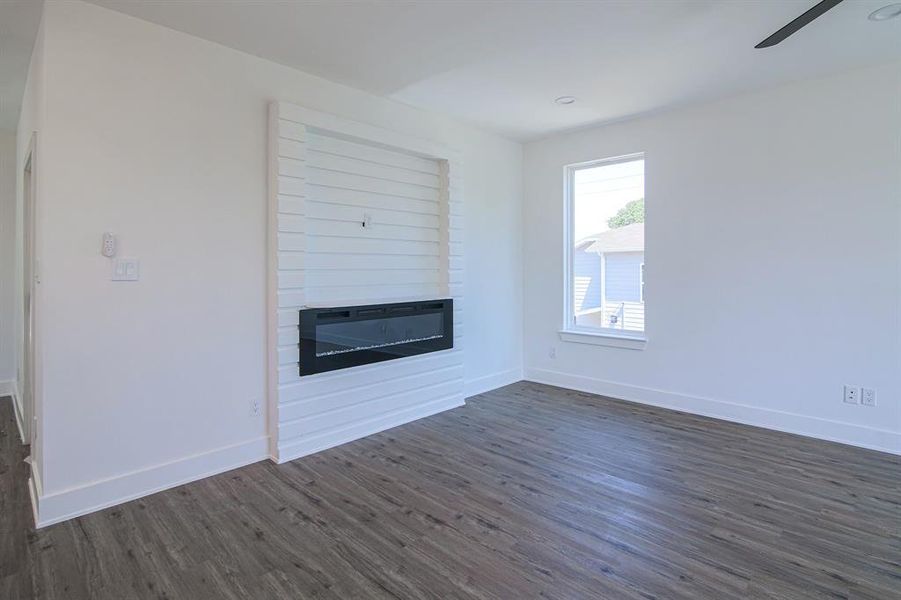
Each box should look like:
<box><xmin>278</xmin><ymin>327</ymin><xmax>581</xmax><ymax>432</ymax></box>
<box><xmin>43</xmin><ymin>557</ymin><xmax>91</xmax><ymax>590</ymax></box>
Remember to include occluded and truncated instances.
<box><xmin>564</xmin><ymin>153</ymin><xmax>645</xmax><ymax>339</ymax></box>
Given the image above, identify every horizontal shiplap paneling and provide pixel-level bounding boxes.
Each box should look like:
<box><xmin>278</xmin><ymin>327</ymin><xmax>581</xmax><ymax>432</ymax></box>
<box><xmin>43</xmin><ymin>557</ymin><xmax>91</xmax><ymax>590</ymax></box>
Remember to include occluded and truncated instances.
<box><xmin>278</xmin><ymin>138</ymin><xmax>306</xmax><ymax>161</ymax></box>
<box><xmin>304</xmin><ymin>252</ymin><xmax>440</xmax><ymax>272</ymax></box>
<box><xmin>281</xmin><ymin>350</ymin><xmax>462</xmax><ymax>401</ymax></box>
<box><xmin>307</xmin><ymin>132</ymin><xmax>440</xmax><ymax>175</ymax></box>
<box><xmin>304</xmin><ymin>283</ymin><xmax>441</xmax><ymax>305</ymax></box>
<box><xmin>277</xmin><ymin>395</ymin><xmax>463</xmax><ymax>462</ymax></box>
<box><xmin>278</xmin><ymin>175</ymin><xmax>306</xmax><ymax>197</ymax></box>
<box><xmin>280</xmin><ymin>363</ymin><xmax>464</xmax><ymax>423</ymax></box>
<box><xmin>280</xmin><ymin>381</ymin><xmax>463</xmax><ymax>441</ymax></box>
<box><xmin>307</xmin><ymin>168</ymin><xmax>437</xmax><ymax>202</ymax></box>
<box><xmin>306</xmin><ymin>219</ymin><xmax>439</xmax><ymax>243</ymax></box>
<box><xmin>278</xmin><ymin>232</ymin><xmax>306</xmax><ymax>251</ymax></box>
<box><xmin>277</xmin><ymin>309</ymin><xmax>299</xmax><ymax>327</ymax></box>
<box><xmin>307</xmin><ymin>151</ymin><xmax>440</xmax><ymax>188</ymax></box>
<box><xmin>277</xmin><ymin>326</ymin><xmax>298</xmax><ymax>347</ymax></box>
<box><xmin>277</xmin><ymin>290</ymin><xmax>305</xmax><ymax>308</ymax></box>
<box><xmin>278</xmin><ymin>195</ymin><xmax>305</xmax><ymax>215</ymax></box>
<box><xmin>271</xmin><ymin>104</ymin><xmax>463</xmax><ymax>464</ymax></box>
<box><xmin>307</xmin><ymin>235</ymin><xmax>438</xmax><ymax>256</ymax></box>
<box><xmin>278</xmin><ymin>214</ymin><xmax>305</xmax><ymax>233</ymax></box>
<box><xmin>307</xmin><ymin>201</ymin><xmax>440</xmax><ymax>229</ymax></box>
<box><xmin>304</xmin><ymin>268</ymin><xmax>440</xmax><ymax>289</ymax></box>
<box><xmin>307</xmin><ymin>185</ymin><xmax>438</xmax><ymax>215</ymax></box>
<box><xmin>278</xmin><ymin>252</ymin><xmax>305</xmax><ymax>270</ymax></box>
<box><xmin>279</xmin><ymin>119</ymin><xmax>306</xmax><ymax>142</ymax></box>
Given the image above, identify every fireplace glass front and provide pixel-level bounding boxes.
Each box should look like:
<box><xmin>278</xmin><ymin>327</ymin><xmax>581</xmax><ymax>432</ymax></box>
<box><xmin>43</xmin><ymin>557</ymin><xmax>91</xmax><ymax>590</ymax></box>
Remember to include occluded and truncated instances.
<box><xmin>299</xmin><ymin>299</ymin><xmax>453</xmax><ymax>375</ymax></box>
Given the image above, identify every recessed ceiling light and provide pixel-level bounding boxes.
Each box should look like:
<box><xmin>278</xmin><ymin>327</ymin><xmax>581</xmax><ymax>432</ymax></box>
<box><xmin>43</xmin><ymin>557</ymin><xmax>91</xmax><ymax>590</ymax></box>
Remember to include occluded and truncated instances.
<box><xmin>555</xmin><ymin>96</ymin><xmax>576</xmax><ymax>105</ymax></box>
<box><xmin>869</xmin><ymin>3</ymin><xmax>901</xmax><ymax>20</ymax></box>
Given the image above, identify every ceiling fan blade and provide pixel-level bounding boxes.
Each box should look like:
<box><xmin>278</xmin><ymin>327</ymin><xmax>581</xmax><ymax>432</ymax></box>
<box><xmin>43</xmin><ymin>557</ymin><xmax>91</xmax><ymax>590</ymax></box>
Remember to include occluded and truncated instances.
<box><xmin>755</xmin><ymin>0</ymin><xmax>844</xmax><ymax>49</ymax></box>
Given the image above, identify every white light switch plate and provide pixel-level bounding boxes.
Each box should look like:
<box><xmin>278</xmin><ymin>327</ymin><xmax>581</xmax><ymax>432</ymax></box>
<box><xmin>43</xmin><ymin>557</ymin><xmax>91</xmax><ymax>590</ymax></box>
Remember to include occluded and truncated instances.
<box><xmin>112</xmin><ymin>258</ymin><xmax>140</xmax><ymax>281</ymax></box>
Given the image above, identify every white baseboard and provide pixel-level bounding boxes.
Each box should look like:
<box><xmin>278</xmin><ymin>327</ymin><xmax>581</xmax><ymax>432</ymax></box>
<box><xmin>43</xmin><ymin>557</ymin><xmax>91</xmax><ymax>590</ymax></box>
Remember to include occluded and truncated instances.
<box><xmin>28</xmin><ymin>475</ymin><xmax>40</xmax><ymax>528</ymax></box>
<box><xmin>465</xmin><ymin>367</ymin><xmax>523</xmax><ymax>399</ymax></box>
<box><xmin>27</xmin><ymin>459</ymin><xmax>44</xmax><ymax>528</ymax></box>
<box><xmin>525</xmin><ymin>368</ymin><xmax>900</xmax><ymax>456</ymax></box>
<box><xmin>35</xmin><ymin>436</ymin><xmax>269</xmax><ymax>528</ymax></box>
<box><xmin>0</xmin><ymin>379</ymin><xmax>14</xmax><ymax>396</ymax></box>
<box><xmin>277</xmin><ymin>394</ymin><xmax>464</xmax><ymax>464</ymax></box>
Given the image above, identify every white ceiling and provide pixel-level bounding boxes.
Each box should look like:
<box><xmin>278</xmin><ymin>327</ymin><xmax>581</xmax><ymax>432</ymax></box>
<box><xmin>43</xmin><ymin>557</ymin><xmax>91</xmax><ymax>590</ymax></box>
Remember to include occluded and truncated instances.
<box><xmin>0</xmin><ymin>0</ymin><xmax>43</xmax><ymax>132</ymax></box>
<box><xmin>4</xmin><ymin>1</ymin><xmax>901</xmax><ymax>139</ymax></box>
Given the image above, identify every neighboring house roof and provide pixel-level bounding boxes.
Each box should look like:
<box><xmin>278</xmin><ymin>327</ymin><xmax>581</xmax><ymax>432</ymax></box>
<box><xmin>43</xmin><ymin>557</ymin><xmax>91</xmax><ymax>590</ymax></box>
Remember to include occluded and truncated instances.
<box><xmin>578</xmin><ymin>222</ymin><xmax>644</xmax><ymax>253</ymax></box>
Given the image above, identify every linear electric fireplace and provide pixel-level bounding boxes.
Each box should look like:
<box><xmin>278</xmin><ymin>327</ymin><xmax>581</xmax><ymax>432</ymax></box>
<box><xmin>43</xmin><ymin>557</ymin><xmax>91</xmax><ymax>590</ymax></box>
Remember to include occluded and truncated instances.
<box><xmin>298</xmin><ymin>299</ymin><xmax>453</xmax><ymax>376</ymax></box>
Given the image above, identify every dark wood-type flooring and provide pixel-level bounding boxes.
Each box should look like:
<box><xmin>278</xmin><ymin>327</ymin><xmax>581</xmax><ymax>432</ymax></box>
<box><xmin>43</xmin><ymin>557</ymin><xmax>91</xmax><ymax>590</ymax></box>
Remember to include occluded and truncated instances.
<box><xmin>1</xmin><ymin>382</ymin><xmax>899</xmax><ymax>599</ymax></box>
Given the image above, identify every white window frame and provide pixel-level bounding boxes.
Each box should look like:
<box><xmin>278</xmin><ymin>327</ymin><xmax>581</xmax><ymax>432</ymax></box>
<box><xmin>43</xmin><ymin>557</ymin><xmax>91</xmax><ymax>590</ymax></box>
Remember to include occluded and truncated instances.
<box><xmin>640</xmin><ymin>262</ymin><xmax>645</xmax><ymax>303</ymax></box>
<box><xmin>561</xmin><ymin>152</ymin><xmax>646</xmax><ymax>350</ymax></box>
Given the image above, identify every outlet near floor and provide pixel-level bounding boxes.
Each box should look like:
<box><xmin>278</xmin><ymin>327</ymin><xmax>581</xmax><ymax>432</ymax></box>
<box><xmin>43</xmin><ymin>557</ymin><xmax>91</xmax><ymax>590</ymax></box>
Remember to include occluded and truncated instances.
<box><xmin>249</xmin><ymin>398</ymin><xmax>261</xmax><ymax>416</ymax></box>
<box><xmin>843</xmin><ymin>385</ymin><xmax>859</xmax><ymax>404</ymax></box>
<box><xmin>861</xmin><ymin>388</ymin><xmax>877</xmax><ymax>407</ymax></box>
<box><xmin>844</xmin><ymin>385</ymin><xmax>877</xmax><ymax>407</ymax></box>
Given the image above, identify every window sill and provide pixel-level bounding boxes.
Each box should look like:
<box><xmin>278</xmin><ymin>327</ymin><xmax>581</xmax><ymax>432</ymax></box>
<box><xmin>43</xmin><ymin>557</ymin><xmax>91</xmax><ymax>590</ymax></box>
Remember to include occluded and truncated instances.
<box><xmin>558</xmin><ymin>329</ymin><xmax>647</xmax><ymax>350</ymax></box>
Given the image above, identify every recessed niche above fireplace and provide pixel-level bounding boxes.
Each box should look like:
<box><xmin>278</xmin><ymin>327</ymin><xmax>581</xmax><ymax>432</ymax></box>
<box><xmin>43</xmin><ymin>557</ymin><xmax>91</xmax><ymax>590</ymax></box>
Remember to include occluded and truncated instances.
<box><xmin>299</xmin><ymin>299</ymin><xmax>453</xmax><ymax>376</ymax></box>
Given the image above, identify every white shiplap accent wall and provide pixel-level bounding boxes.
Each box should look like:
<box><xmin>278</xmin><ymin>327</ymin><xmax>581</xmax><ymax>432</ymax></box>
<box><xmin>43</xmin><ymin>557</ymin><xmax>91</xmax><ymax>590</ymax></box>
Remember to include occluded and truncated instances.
<box><xmin>268</xmin><ymin>102</ymin><xmax>464</xmax><ymax>463</ymax></box>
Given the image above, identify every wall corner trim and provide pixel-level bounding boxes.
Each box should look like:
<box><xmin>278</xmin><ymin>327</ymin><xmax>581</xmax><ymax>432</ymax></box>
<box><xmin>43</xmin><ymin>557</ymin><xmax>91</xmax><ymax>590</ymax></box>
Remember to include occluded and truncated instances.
<box><xmin>524</xmin><ymin>368</ymin><xmax>900</xmax><ymax>456</ymax></box>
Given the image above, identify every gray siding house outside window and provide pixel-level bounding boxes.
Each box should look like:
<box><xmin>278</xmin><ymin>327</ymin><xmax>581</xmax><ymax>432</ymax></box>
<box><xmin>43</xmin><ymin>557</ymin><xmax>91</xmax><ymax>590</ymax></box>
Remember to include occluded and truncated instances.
<box><xmin>573</xmin><ymin>222</ymin><xmax>644</xmax><ymax>331</ymax></box>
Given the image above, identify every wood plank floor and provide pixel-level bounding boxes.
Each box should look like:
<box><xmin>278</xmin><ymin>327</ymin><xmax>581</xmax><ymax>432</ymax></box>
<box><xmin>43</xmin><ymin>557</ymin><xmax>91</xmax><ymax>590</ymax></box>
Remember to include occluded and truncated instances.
<box><xmin>1</xmin><ymin>382</ymin><xmax>899</xmax><ymax>599</ymax></box>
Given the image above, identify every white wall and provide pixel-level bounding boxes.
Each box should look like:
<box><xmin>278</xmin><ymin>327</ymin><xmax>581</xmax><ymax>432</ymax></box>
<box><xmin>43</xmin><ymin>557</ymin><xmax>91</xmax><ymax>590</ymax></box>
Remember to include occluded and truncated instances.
<box><xmin>0</xmin><ymin>132</ymin><xmax>16</xmax><ymax>391</ymax></box>
<box><xmin>27</xmin><ymin>0</ymin><xmax>522</xmax><ymax>525</ymax></box>
<box><xmin>524</xmin><ymin>62</ymin><xmax>901</xmax><ymax>454</ymax></box>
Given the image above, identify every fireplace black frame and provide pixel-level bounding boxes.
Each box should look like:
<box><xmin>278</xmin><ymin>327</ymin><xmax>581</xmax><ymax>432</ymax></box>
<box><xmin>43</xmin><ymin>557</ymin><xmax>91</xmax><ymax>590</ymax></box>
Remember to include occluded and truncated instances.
<box><xmin>298</xmin><ymin>298</ymin><xmax>453</xmax><ymax>376</ymax></box>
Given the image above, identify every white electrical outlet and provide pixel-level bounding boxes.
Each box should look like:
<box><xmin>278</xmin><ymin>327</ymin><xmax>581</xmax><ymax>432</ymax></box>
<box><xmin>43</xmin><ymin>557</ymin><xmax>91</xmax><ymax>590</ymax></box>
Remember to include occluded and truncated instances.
<box><xmin>843</xmin><ymin>385</ymin><xmax>859</xmax><ymax>405</ymax></box>
<box><xmin>548</xmin><ymin>346</ymin><xmax>556</xmax><ymax>359</ymax></box>
<box><xmin>249</xmin><ymin>398</ymin><xmax>261</xmax><ymax>416</ymax></box>
<box><xmin>861</xmin><ymin>388</ymin><xmax>876</xmax><ymax>407</ymax></box>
